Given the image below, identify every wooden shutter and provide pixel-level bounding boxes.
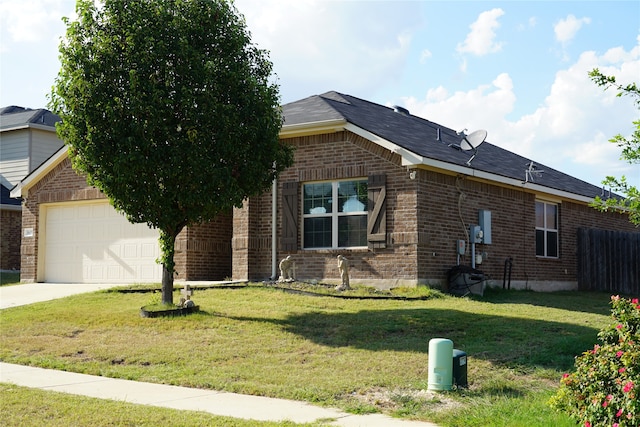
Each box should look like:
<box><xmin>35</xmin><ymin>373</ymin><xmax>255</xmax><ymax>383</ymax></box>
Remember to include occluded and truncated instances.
<box><xmin>281</xmin><ymin>181</ymin><xmax>298</xmax><ymax>251</ymax></box>
<box><xmin>367</xmin><ymin>174</ymin><xmax>386</xmax><ymax>249</ymax></box>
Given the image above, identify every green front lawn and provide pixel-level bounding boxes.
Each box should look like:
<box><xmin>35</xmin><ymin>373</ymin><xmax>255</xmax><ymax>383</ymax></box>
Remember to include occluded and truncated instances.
<box><xmin>0</xmin><ymin>285</ymin><xmax>612</xmax><ymax>426</ymax></box>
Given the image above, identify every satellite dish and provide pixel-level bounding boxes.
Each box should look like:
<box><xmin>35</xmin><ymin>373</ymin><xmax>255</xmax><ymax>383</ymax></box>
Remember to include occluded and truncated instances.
<box><xmin>460</xmin><ymin>129</ymin><xmax>487</xmax><ymax>151</ymax></box>
<box><xmin>453</xmin><ymin>129</ymin><xmax>487</xmax><ymax>166</ymax></box>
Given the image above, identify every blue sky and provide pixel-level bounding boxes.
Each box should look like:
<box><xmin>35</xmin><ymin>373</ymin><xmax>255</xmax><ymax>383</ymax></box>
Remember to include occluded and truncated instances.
<box><xmin>1</xmin><ymin>0</ymin><xmax>638</xmax><ymax>190</ymax></box>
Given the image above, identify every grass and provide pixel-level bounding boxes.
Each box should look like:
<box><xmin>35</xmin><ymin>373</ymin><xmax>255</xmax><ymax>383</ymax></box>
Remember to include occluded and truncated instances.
<box><xmin>0</xmin><ymin>284</ymin><xmax>615</xmax><ymax>426</ymax></box>
<box><xmin>0</xmin><ymin>383</ymin><xmax>324</xmax><ymax>427</ymax></box>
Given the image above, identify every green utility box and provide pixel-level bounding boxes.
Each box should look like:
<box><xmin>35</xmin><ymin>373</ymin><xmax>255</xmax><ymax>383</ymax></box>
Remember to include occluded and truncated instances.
<box><xmin>428</xmin><ymin>338</ymin><xmax>453</xmax><ymax>391</ymax></box>
<box><xmin>453</xmin><ymin>349</ymin><xmax>468</xmax><ymax>388</ymax></box>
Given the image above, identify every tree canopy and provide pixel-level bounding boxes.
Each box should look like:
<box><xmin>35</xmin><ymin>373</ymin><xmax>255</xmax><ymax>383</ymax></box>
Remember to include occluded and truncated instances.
<box><xmin>50</xmin><ymin>0</ymin><xmax>294</xmax><ymax>303</ymax></box>
<box><xmin>589</xmin><ymin>69</ymin><xmax>639</xmax><ymax>226</ymax></box>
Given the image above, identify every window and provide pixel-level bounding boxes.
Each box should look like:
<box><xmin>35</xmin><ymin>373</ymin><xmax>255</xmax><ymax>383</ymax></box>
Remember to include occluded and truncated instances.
<box><xmin>535</xmin><ymin>201</ymin><xmax>558</xmax><ymax>258</ymax></box>
<box><xmin>303</xmin><ymin>179</ymin><xmax>368</xmax><ymax>248</ymax></box>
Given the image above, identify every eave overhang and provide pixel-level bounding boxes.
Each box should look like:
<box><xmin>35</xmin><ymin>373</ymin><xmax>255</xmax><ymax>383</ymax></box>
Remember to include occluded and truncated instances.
<box><xmin>280</xmin><ymin>119</ymin><xmax>347</xmax><ymax>138</ymax></box>
<box><xmin>0</xmin><ymin>123</ymin><xmax>58</xmax><ymax>133</ymax></box>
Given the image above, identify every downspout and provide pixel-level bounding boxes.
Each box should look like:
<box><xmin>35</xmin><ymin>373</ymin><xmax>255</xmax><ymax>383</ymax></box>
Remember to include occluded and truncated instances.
<box><xmin>271</xmin><ymin>175</ymin><xmax>278</xmax><ymax>280</ymax></box>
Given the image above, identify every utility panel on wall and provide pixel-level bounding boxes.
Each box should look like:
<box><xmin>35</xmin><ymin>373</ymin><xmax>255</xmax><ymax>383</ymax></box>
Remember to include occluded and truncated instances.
<box><xmin>479</xmin><ymin>210</ymin><xmax>492</xmax><ymax>244</ymax></box>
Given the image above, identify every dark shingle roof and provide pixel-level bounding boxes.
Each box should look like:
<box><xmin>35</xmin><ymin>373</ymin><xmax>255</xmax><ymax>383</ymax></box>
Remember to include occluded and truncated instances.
<box><xmin>1</xmin><ymin>184</ymin><xmax>21</xmax><ymax>206</ymax></box>
<box><xmin>0</xmin><ymin>106</ymin><xmax>61</xmax><ymax>130</ymax></box>
<box><xmin>283</xmin><ymin>91</ymin><xmax>605</xmax><ymax>200</ymax></box>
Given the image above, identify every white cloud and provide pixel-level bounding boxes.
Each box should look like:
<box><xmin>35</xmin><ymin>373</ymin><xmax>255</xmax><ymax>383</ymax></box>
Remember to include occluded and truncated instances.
<box><xmin>420</xmin><ymin>49</ymin><xmax>432</xmax><ymax>63</ymax></box>
<box><xmin>395</xmin><ymin>41</ymin><xmax>640</xmax><ymax>188</ymax></box>
<box><xmin>554</xmin><ymin>14</ymin><xmax>591</xmax><ymax>45</ymax></box>
<box><xmin>236</xmin><ymin>0</ymin><xmax>422</xmax><ymax>101</ymax></box>
<box><xmin>0</xmin><ymin>0</ymin><xmax>70</xmax><ymax>48</ymax></box>
<box><xmin>456</xmin><ymin>8</ymin><xmax>505</xmax><ymax>56</ymax></box>
<box><xmin>403</xmin><ymin>72</ymin><xmax>516</xmax><ymax>139</ymax></box>
<box><xmin>518</xmin><ymin>16</ymin><xmax>537</xmax><ymax>32</ymax></box>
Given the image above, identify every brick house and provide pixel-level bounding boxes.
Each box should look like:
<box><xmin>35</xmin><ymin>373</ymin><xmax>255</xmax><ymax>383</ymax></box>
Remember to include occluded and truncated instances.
<box><xmin>12</xmin><ymin>147</ymin><xmax>231</xmax><ymax>283</ymax></box>
<box><xmin>1</xmin><ymin>106</ymin><xmax>64</xmax><ymax>271</ymax></box>
<box><xmin>234</xmin><ymin>92</ymin><xmax>637</xmax><ymax>291</ymax></box>
<box><xmin>11</xmin><ymin>92</ymin><xmax>637</xmax><ymax>289</ymax></box>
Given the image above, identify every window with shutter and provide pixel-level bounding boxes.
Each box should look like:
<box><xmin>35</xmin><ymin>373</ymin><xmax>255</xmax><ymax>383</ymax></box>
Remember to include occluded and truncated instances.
<box><xmin>301</xmin><ymin>179</ymin><xmax>368</xmax><ymax>249</ymax></box>
<box><xmin>367</xmin><ymin>174</ymin><xmax>386</xmax><ymax>249</ymax></box>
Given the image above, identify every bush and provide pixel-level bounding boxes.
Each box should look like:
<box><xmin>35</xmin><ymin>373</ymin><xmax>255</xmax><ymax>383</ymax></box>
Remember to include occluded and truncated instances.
<box><xmin>550</xmin><ymin>296</ymin><xmax>639</xmax><ymax>427</ymax></box>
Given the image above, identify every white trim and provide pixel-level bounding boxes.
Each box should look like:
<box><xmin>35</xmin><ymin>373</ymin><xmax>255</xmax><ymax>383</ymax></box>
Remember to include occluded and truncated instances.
<box><xmin>535</xmin><ymin>200</ymin><xmax>559</xmax><ymax>259</ymax></box>
<box><xmin>10</xmin><ymin>147</ymin><xmax>68</xmax><ymax>199</ymax></box>
<box><xmin>0</xmin><ymin>123</ymin><xmax>58</xmax><ymax>133</ymax></box>
<box><xmin>301</xmin><ymin>179</ymin><xmax>368</xmax><ymax>249</ymax></box>
<box><xmin>536</xmin><ymin>194</ymin><xmax>563</xmax><ymax>204</ymax></box>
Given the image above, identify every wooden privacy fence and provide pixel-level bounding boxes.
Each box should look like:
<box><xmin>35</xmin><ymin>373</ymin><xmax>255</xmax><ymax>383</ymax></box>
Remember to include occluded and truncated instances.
<box><xmin>577</xmin><ymin>228</ymin><xmax>640</xmax><ymax>295</ymax></box>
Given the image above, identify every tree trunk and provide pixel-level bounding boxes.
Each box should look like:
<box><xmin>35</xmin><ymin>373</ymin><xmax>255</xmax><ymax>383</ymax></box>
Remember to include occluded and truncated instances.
<box><xmin>159</xmin><ymin>228</ymin><xmax>180</xmax><ymax>305</ymax></box>
<box><xmin>161</xmin><ymin>264</ymin><xmax>174</xmax><ymax>305</ymax></box>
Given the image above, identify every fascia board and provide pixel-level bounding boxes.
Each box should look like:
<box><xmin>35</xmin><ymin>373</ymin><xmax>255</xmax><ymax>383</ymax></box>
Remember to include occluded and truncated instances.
<box><xmin>343</xmin><ymin>123</ymin><xmax>595</xmax><ymax>204</ymax></box>
<box><xmin>11</xmin><ymin>147</ymin><xmax>68</xmax><ymax>199</ymax></box>
<box><xmin>0</xmin><ymin>123</ymin><xmax>57</xmax><ymax>133</ymax></box>
<box><xmin>280</xmin><ymin>119</ymin><xmax>347</xmax><ymax>138</ymax></box>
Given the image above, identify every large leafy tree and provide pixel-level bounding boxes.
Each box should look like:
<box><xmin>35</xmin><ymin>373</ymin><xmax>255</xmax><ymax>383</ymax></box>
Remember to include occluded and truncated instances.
<box><xmin>589</xmin><ymin>69</ymin><xmax>639</xmax><ymax>226</ymax></box>
<box><xmin>50</xmin><ymin>0</ymin><xmax>294</xmax><ymax>304</ymax></box>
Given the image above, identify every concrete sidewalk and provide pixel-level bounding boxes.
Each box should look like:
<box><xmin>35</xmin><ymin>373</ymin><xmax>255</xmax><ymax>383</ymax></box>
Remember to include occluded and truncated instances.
<box><xmin>0</xmin><ymin>363</ymin><xmax>435</xmax><ymax>426</ymax></box>
<box><xmin>0</xmin><ymin>283</ymin><xmax>439</xmax><ymax>426</ymax></box>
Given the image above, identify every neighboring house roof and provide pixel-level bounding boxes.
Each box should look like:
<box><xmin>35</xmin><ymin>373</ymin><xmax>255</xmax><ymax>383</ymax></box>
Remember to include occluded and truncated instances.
<box><xmin>10</xmin><ymin>146</ymin><xmax>68</xmax><ymax>199</ymax></box>
<box><xmin>282</xmin><ymin>91</ymin><xmax>606</xmax><ymax>202</ymax></box>
<box><xmin>0</xmin><ymin>106</ymin><xmax>61</xmax><ymax>130</ymax></box>
<box><xmin>1</xmin><ymin>183</ymin><xmax>21</xmax><ymax>209</ymax></box>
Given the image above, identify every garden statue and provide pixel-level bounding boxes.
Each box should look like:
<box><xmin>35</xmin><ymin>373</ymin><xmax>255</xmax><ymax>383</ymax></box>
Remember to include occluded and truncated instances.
<box><xmin>278</xmin><ymin>256</ymin><xmax>295</xmax><ymax>282</ymax></box>
<box><xmin>179</xmin><ymin>284</ymin><xmax>195</xmax><ymax>308</ymax></box>
<box><xmin>335</xmin><ymin>255</ymin><xmax>350</xmax><ymax>291</ymax></box>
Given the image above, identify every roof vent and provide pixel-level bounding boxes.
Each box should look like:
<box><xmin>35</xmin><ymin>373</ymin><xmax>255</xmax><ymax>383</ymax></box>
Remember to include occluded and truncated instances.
<box><xmin>393</xmin><ymin>105</ymin><xmax>410</xmax><ymax>115</ymax></box>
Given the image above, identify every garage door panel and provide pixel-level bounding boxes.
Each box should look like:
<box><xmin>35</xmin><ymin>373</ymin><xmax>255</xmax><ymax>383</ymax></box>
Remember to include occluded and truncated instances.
<box><xmin>44</xmin><ymin>202</ymin><xmax>162</xmax><ymax>283</ymax></box>
<box><xmin>141</xmin><ymin>242</ymin><xmax>156</xmax><ymax>258</ymax></box>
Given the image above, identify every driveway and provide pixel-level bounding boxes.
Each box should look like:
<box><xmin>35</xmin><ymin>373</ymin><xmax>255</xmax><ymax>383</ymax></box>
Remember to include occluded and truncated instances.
<box><xmin>0</xmin><ymin>283</ymin><xmax>120</xmax><ymax>309</ymax></box>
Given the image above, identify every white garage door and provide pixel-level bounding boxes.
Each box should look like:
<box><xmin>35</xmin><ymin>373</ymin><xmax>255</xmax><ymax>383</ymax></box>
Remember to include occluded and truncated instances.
<box><xmin>44</xmin><ymin>202</ymin><xmax>162</xmax><ymax>283</ymax></box>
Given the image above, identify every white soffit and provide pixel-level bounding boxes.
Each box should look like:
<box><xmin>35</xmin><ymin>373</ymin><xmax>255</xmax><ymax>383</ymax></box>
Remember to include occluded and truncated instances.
<box><xmin>280</xmin><ymin>119</ymin><xmax>347</xmax><ymax>138</ymax></box>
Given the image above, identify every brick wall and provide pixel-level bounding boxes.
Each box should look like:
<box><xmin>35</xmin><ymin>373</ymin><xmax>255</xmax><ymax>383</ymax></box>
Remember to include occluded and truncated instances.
<box><xmin>413</xmin><ymin>169</ymin><xmax>637</xmax><ymax>289</ymax></box>
<box><xmin>176</xmin><ymin>214</ymin><xmax>232</xmax><ymax>281</ymax></box>
<box><xmin>20</xmin><ymin>156</ymin><xmax>233</xmax><ymax>283</ymax></box>
<box><xmin>235</xmin><ymin>130</ymin><xmax>637</xmax><ymax>289</ymax></box>
<box><xmin>232</xmin><ymin>197</ymin><xmax>274</xmax><ymax>280</ymax></box>
<box><xmin>0</xmin><ymin>208</ymin><xmax>22</xmax><ymax>270</ymax></box>
<box><xmin>235</xmin><ymin>131</ymin><xmax>423</xmax><ymax>287</ymax></box>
